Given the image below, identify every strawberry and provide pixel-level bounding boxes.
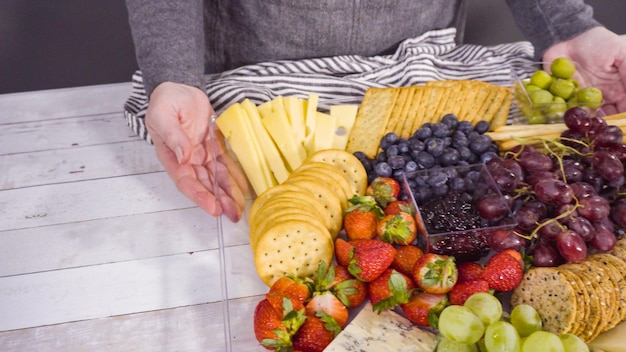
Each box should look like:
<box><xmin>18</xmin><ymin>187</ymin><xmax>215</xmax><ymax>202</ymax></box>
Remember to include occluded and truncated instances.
<box><xmin>494</xmin><ymin>248</ymin><xmax>525</xmax><ymax>267</ymax></box>
<box><xmin>269</xmin><ymin>276</ymin><xmax>311</xmax><ymax>304</ymax></box>
<box><xmin>368</xmin><ymin>268</ymin><xmax>415</xmax><ymax>312</ymax></box>
<box><xmin>456</xmin><ymin>261</ymin><xmax>484</xmax><ymax>283</ymax></box>
<box><xmin>334</xmin><ymin>238</ymin><xmax>353</xmax><ymax>267</ymax></box>
<box><xmin>254</xmin><ymin>296</ymin><xmax>306</xmax><ymax>350</ymax></box>
<box><xmin>265</xmin><ymin>291</ymin><xmax>305</xmax><ymax>316</ymax></box>
<box><xmin>412</xmin><ymin>253</ymin><xmax>458</xmax><ymax>295</ymax></box>
<box><xmin>400</xmin><ymin>291</ymin><xmax>449</xmax><ymax>328</ymax></box>
<box><xmin>292</xmin><ymin>313</ymin><xmax>339</xmax><ymax>352</ymax></box>
<box><xmin>481</xmin><ymin>251</ymin><xmax>523</xmax><ymax>292</ymax></box>
<box><xmin>331</xmin><ymin>265</ymin><xmax>369</xmax><ymax>308</ymax></box>
<box><xmin>384</xmin><ymin>200</ymin><xmax>413</xmax><ymax>216</ymax></box>
<box><xmin>347</xmin><ymin>239</ymin><xmax>397</xmax><ymax>282</ymax></box>
<box><xmin>377</xmin><ymin>212</ymin><xmax>417</xmax><ymax>245</ymax></box>
<box><xmin>366</xmin><ymin>177</ymin><xmax>401</xmax><ymax>207</ymax></box>
<box><xmin>305</xmin><ymin>291</ymin><xmax>349</xmax><ymax>328</ymax></box>
<box><xmin>343</xmin><ymin>196</ymin><xmax>384</xmax><ymax>240</ymax></box>
<box><xmin>448</xmin><ymin>279</ymin><xmax>490</xmax><ymax>305</ymax></box>
<box><xmin>391</xmin><ymin>244</ymin><xmax>423</xmax><ymax>277</ymax></box>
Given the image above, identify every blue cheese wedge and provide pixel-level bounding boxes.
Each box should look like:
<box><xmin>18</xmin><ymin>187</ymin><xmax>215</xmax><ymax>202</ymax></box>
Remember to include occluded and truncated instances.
<box><xmin>324</xmin><ymin>302</ymin><xmax>437</xmax><ymax>352</ymax></box>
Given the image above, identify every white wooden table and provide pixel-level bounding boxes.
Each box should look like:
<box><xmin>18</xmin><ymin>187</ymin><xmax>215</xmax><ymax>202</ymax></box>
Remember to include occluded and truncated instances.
<box><xmin>0</xmin><ymin>83</ymin><xmax>268</xmax><ymax>351</ymax></box>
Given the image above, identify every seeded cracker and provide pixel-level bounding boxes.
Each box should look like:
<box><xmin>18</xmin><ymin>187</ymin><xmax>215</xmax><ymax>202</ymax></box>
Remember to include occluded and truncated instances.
<box><xmin>559</xmin><ymin>269</ymin><xmax>588</xmax><ymax>336</ymax></box>
<box><xmin>561</xmin><ymin>263</ymin><xmax>605</xmax><ymax>342</ymax></box>
<box><xmin>346</xmin><ymin>87</ymin><xmax>398</xmax><ymax>158</ymax></box>
<box><xmin>510</xmin><ymin>267</ymin><xmax>577</xmax><ymax>335</ymax></box>
<box><xmin>588</xmin><ymin>254</ymin><xmax>624</xmax><ymax>330</ymax></box>
<box><xmin>597</xmin><ymin>253</ymin><xmax>626</xmax><ymax>321</ymax></box>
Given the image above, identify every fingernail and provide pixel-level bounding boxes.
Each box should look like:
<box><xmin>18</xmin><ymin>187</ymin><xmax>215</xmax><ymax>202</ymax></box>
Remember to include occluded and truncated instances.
<box><xmin>174</xmin><ymin>146</ymin><xmax>184</xmax><ymax>164</ymax></box>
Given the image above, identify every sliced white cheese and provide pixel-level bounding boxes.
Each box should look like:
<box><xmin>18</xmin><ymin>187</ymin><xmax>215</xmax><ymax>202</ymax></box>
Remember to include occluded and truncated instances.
<box><xmin>258</xmin><ymin>99</ymin><xmax>307</xmax><ymax>172</ymax></box>
<box><xmin>324</xmin><ymin>302</ymin><xmax>437</xmax><ymax>352</ymax></box>
<box><xmin>241</xmin><ymin>99</ymin><xmax>290</xmax><ymax>184</ymax></box>
<box><xmin>588</xmin><ymin>321</ymin><xmax>626</xmax><ymax>352</ymax></box>
<box><xmin>313</xmin><ymin>111</ymin><xmax>337</xmax><ymax>153</ymax></box>
<box><xmin>283</xmin><ymin>95</ymin><xmax>306</xmax><ymax>146</ymax></box>
<box><xmin>303</xmin><ymin>93</ymin><xmax>319</xmax><ymax>155</ymax></box>
<box><xmin>330</xmin><ymin>104</ymin><xmax>359</xmax><ymax>150</ymax></box>
<box><xmin>214</xmin><ymin>103</ymin><xmax>272</xmax><ymax>195</ymax></box>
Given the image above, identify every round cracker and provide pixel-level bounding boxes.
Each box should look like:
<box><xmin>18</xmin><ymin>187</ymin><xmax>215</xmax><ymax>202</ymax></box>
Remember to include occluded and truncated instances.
<box><xmin>510</xmin><ymin>267</ymin><xmax>577</xmax><ymax>335</ymax></box>
<box><xmin>293</xmin><ymin>161</ymin><xmax>356</xmax><ymax>198</ymax></box>
<box><xmin>587</xmin><ymin>254</ymin><xmax>623</xmax><ymax>330</ymax></box>
<box><xmin>305</xmin><ymin>149</ymin><xmax>368</xmax><ymax>196</ymax></box>
<box><xmin>558</xmin><ymin>269</ymin><xmax>589</xmax><ymax>336</ymax></box>
<box><xmin>561</xmin><ymin>263</ymin><xmax>605</xmax><ymax>342</ymax></box>
<box><xmin>249</xmin><ymin>191</ymin><xmax>332</xmax><ymax>231</ymax></box>
<box><xmin>254</xmin><ymin>220</ymin><xmax>333</xmax><ymax>286</ymax></box>
<box><xmin>598</xmin><ymin>253</ymin><xmax>626</xmax><ymax>322</ymax></box>
<box><xmin>283</xmin><ymin>177</ymin><xmax>343</xmax><ymax>238</ymax></box>
<box><xmin>287</xmin><ymin>173</ymin><xmax>348</xmax><ymax>210</ymax></box>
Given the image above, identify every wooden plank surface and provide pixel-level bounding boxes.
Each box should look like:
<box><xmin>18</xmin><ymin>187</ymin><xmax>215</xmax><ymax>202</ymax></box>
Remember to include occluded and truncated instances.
<box><xmin>0</xmin><ymin>83</ymin><xmax>265</xmax><ymax>351</ymax></box>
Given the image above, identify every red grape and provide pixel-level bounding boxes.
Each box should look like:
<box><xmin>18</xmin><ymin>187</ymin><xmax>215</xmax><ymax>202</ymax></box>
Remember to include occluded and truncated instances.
<box><xmin>531</xmin><ymin>241</ymin><xmax>562</xmax><ymax>267</ymax></box>
<box><xmin>488</xmin><ymin>228</ymin><xmax>528</xmax><ymax>252</ymax></box>
<box><xmin>476</xmin><ymin>194</ymin><xmax>510</xmax><ymax>221</ymax></box>
<box><xmin>563</xmin><ymin>107</ymin><xmax>592</xmax><ymax>134</ymax></box>
<box><xmin>569</xmin><ymin>181</ymin><xmax>597</xmax><ymax>199</ymax></box>
<box><xmin>577</xmin><ymin>195</ymin><xmax>610</xmax><ymax>222</ymax></box>
<box><xmin>610</xmin><ymin>197</ymin><xmax>626</xmax><ymax>228</ymax></box>
<box><xmin>594</xmin><ymin>125</ymin><xmax>623</xmax><ymax>147</ymax></box>
<box><xmin>556</xmin><ymin>230</ymin><xmax>587</xmax><ymax>263</ymax></box>
<box><xmin>592</xmin><ymin>150</ymin><xmax>624</xmax><ymax>181</ymax></box>
<box><xmin>533</xmin><ymin>178</ymin><xmax>574</xmax><ymax>205</ymax></box>
<box><xmin>517</xmin><ymin>152</ymin><xmax>553</xmax><ymax>172</ymax></box>
<box><xmin>563</xmin><ymin>216</ymin><xmax>594</xmax><ymax>242</ymax></box>
<box><xmin>588</xmin><ymin>222</ymin><xmax>617</xmax><ymax>251</ymax></box>
<box><xmin>537</xmin><ymin>219</ymin><xmax>563</xmax><ymax>241</ymax></box>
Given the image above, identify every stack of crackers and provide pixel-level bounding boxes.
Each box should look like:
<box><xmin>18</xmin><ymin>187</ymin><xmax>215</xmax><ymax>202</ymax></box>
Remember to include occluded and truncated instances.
<box><xmin>511</xmin><ymin>237</ymin><xmax>626</xmax><ymax>342</ymax></box>
<box><xmin>346</xmin><ymin>80</ymin><xmax>512</xmax><ymax>158</ymax></box>
<box><xmin>249</xmin><ymin>149</ymin><xmax>368</xmax><ymax>286</ymax></box>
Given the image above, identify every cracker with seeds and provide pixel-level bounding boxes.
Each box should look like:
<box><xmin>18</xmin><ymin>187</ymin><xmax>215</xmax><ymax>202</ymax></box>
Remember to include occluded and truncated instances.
<box><xmin>561</xmin><ymin>263</ymin><xmax>605</xmax><ymax>341</ymax></box>
<box><xmin>510</xmin><ymin>267</ymin><xmax>577</xmax><ymax>335</ymax></box>
<box><xmin>559</xmin><ymin>269</ymin><xmax>589</xmax><ymax>336</ymax></box>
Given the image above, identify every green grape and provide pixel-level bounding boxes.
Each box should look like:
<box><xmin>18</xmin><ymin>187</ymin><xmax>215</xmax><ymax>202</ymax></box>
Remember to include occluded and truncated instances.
<box><xmin>550</xmin><ymin>58</ymin><xmax>576</xmax><ymax>79</ymax></box>
<box><xmin>559</xmin><ymin>334</ymin><xmax>589</xmax><ymax>352</ymax></box>
<box><xmin>524</xmin><ymin>84</ymin><xmax>542</xmax><ymax>94</ymax></box>
<box><xmin>549</xmin><ymin>79</ymin><xmax>576</xmax><ymax>100</ymax></box>
<box><xmin>577</xmin><ymin>87</ymin><xmax>603</xmax><ymax>108</ymax></box>
<box><xmin>437</xmin><ymin>336</ymin><xmax>479</xmax><ymax>352</ymax></box>
<box><xmin>484</xmin><ymin>321</ymin><xmax>521</xmax><ymax>352</ymax></box>
<box><xmin>529</xmin><ymin>89</ymin><xmax>553</xmax><ymax>105</ymax></box>
<box><xmin>522</xmin><ymin>331</ymin><xmax>565</xmax><ymax>352</ymax></box>
<box><xmin>547</xmin><ymin>96</ymin><xmax>568</xmax><ymax>116</ymax></box>
<box><xmin>439</xmin><ymin>305</ymin><xmax>485</xmax><ymax>345</ymax></box>
<box><xmin>528</xmin><ymin>110</ymin><xmax>547</xmax><ymax>124</ymax></box>
<box><xmin>464</xmin><ymin>292</ymin><xmax>503</xmax><ymax>326</ymax></box>
<box><xmin>530</xmin><ymin>70</ymin><xmax>553</xmax><ymax>89</ymax></box>
<box><xmin>510</xmin><ymin>304</ymin><xmax>542</xmax><ymax>337</ymax></box>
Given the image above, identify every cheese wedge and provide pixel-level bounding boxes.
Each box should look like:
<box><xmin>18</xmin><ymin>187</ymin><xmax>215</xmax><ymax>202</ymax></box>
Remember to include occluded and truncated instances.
<box><xmin>313</xmin><ymin>111</ymin><xmax>337</xmax><ymax>152</ymax></box>
<box><xmin>241</xmin><ymin>99</ymin><xmax>290</xmax><ymax>184</ymax></box>
<box><xmin>258</xmin><ymin>98</ymin><xmax>307</xmax><ymax>171</ymax></box>
<box><xmin>588</xmin><ymin>321</ymin><xmax>626</xmax><ymax>352</ymax></box>
<box><xmin>330</xmin><ymin>104</ymin><xmax>359</xmax><ymax>150</ymax></box>
<box><xmin>215</xmin><ymin>103</ymin><xmax>272</xmax><ymax>195</ymax></box>
<box><xmin>283</xmin><ymin>96</ymin><xmax>306</xmax><ymax>145</ymax></box>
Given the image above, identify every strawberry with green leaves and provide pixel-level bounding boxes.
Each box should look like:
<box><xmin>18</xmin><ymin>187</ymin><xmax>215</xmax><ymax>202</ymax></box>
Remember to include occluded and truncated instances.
<box><xmin>412</xmin><ymin>253</ymin><xmax>458</xmax><ymax>295</ymax></box>
<box><xmin>269</xmin><ymin>275</ymin><xmax>311</xmax><ymax>304</ymax></box>
<box><xmin>456</xmin><ymin>261</ymin><xmax>484</xmax><ymax>283</ymax></box>
<box><xmin>330</xmin><ymin>265</ymin><xmax>368</xmax><ymax>308</ymax></box>
<box><xmin>343</xmin><ymin>195</ymin><xmax>384</xmax><ymax>240</ymax></box>
<box><xmin>384</xmin><ymin>200</ymin><xmax>413</xmax><ymax>216</ymax></box>
<box><xmin>292</xmin><ymin>312</ymin><xmax>340</xmax><ymax>352</ymax></box>
<box><xmin>345</xmin><ymin>239</ymin><xmax>397</xmax><ymax>282</ymax></box>
<box><xmin>366</xmin><ymin>177</ymin><xmax>401</xmax><ymax>207</ymax></box>
<box><xmin>368</xmin><ymin>268</ymin><xmax>415</xmax><ymax>312</ymax></box>
<box><xmin>400</xmin><ymin>291</ymin><xmax>449</xmax><ymax>328</ymax></box>
<box><xmin>391</xmin><ymin>245</ymin><xmax>423</xmax><ymax>277</ymax></box>
<box><xmin>254</xmin><ymin>296</ymin><xmax>306</xmax><ymax>350</ymax></box>
<box><xmin>305</xmin><ymin>262</ymin><xmax>350</xmax><ymax>328</ymax></box>
<box><xmin>377</xmin><ymin>212</ymin><xmax>417</xmax><ymax>245</ymax></box>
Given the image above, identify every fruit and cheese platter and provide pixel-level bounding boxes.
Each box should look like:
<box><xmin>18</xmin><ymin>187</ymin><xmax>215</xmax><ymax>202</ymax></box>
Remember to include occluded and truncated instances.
<box><xmin>214</xmin><ymin>57</ymin><xmax>626</xmax><ymax>352</ymax></box>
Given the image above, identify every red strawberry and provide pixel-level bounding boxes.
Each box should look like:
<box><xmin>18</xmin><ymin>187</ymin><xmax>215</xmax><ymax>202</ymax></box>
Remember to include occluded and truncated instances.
<box><xmin>343</xmin><ymin>196</ymin><xmax>384</xmax><ymax>240</ymax></box>
<box><xmin>400</xmin><ymin>291</ymin><xmax>449</xmax><ymax>328</ymax></box>
<box><xmin>292</xmin><ymin>314</ymin><xmax>339</xmax><ymax>352</ymax></box>
<box><xmin>331</xmin><ymin>265</ymin><xmax>369</xmax><ymax>308</ymax></box>
<box><xmin>481</xmin><ymin>251</ymin><xmax>523</xmax><ymax>292</ymax></box>
<box><xmin>366</xmin><ymin>177</ymin><xmax>400</xmax><ymax>207</ymax></box>
<box><xmin>448</xmin><ymin>279</ymin><xmax>491</xmax><ymax>305</ymax></box>
<box><xmin>253</xmin><ymin>296</ymin><xmax>305</xmax><ymax>350</ymax></box>
<box><xmin>391</xmin><ymin>245</ymin><xmax>424</xmax><ymax>277</ymax></box>
<box><xmin>305</xmin><ymin>291</ymin><xmax>349</xmax><ymax>328</ymax></box>
<box><xmin>384</xmin><ymin>200</ymin><xmax>413</xmax><ymax>215</ymax></box>
<box><xmin>456</xmin><ymin>261</ymin><xmax>484</xmax><ymax>283</ymax></box>
<box><xmin>368</xmin><ymin>268</ymin><xmax>415</xmax><ymax>312</ymax></box>
<box><xmin>348</xmin><ymin>239</ymin><xmax>397</xmax><ymax>282</ymax></box>
<box><xmin>265</xmin><ymin>291</ymin><xmax>305</xmax><ymax>316</ymax></box>
<box><xmin>334</xmin><ymin>238</ymin><xmax>354</xmax><ymax>267</ymax></box>
<box><xmin>377</xmin><ymin>212</ymin><xmax>417</xmax><ymax>245</ymax></box>
<box><xmin>412</xmin><ymin>253</ymin><xmax>458</xmax><ymax>295</ymax></box>
<box><xmin>269</xmin><ymin>276</ymin><xmax>311</xmax><ymax>304</ymax></box>
<box><xmin>495</xmin><ymin>248</ymin><xmax>524</xmax><ymax>267</ymax></box>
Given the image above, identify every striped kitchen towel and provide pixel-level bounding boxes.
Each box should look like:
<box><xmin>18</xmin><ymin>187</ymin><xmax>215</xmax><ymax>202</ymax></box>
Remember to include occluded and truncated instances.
<box><xmin>123</xmin><ymin>27</ymin><xmax>537</xmax><ymax>142</ymax></box>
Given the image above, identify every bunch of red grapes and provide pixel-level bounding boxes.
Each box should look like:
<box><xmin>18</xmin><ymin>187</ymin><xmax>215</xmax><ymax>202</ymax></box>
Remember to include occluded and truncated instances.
<box><xmin>483</xmin><ymin>107</ymin><xmax>625</xmax><ymax>266</ymax></box>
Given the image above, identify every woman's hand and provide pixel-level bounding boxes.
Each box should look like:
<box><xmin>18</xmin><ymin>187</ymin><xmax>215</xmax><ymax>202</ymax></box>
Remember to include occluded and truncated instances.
<box><xmin>146</xmin><ymin>82</ymin><xmax>248</xmax><ymax>222</ymax></box>
<box><xmin>543</xmin><ymin>26</ymin><xmax>626</xmax><ymax>115</ymax></box>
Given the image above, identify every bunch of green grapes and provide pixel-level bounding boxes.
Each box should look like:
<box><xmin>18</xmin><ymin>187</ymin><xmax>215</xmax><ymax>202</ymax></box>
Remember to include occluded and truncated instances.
<box><xmin>516</xmin><ymin>57</ymin><xmax>603</xmax><ymax>124</ymax></box>
<box><xmin>435</xmin><ymin>292</ymin><xmax>589</xmax><ymax>352</ymax></box>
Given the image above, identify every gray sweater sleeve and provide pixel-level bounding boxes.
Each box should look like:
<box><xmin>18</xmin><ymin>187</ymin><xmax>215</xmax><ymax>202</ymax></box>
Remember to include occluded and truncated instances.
<box><xmin>125</xmin><ymin>0</ymin><xmax>205</xmax><ymax>97</ymax></box>
<box><xmin>505</xmin><ymin>0</ymin><xmax>602</xmax><ymax>59</ymax></box>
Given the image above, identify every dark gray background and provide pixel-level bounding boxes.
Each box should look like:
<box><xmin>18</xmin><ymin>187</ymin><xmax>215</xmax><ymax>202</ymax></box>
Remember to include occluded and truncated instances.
<box><xmin>1</xmin><ymin>0</ymin><xmax>625</xmax><ymax>94</ymax></box>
